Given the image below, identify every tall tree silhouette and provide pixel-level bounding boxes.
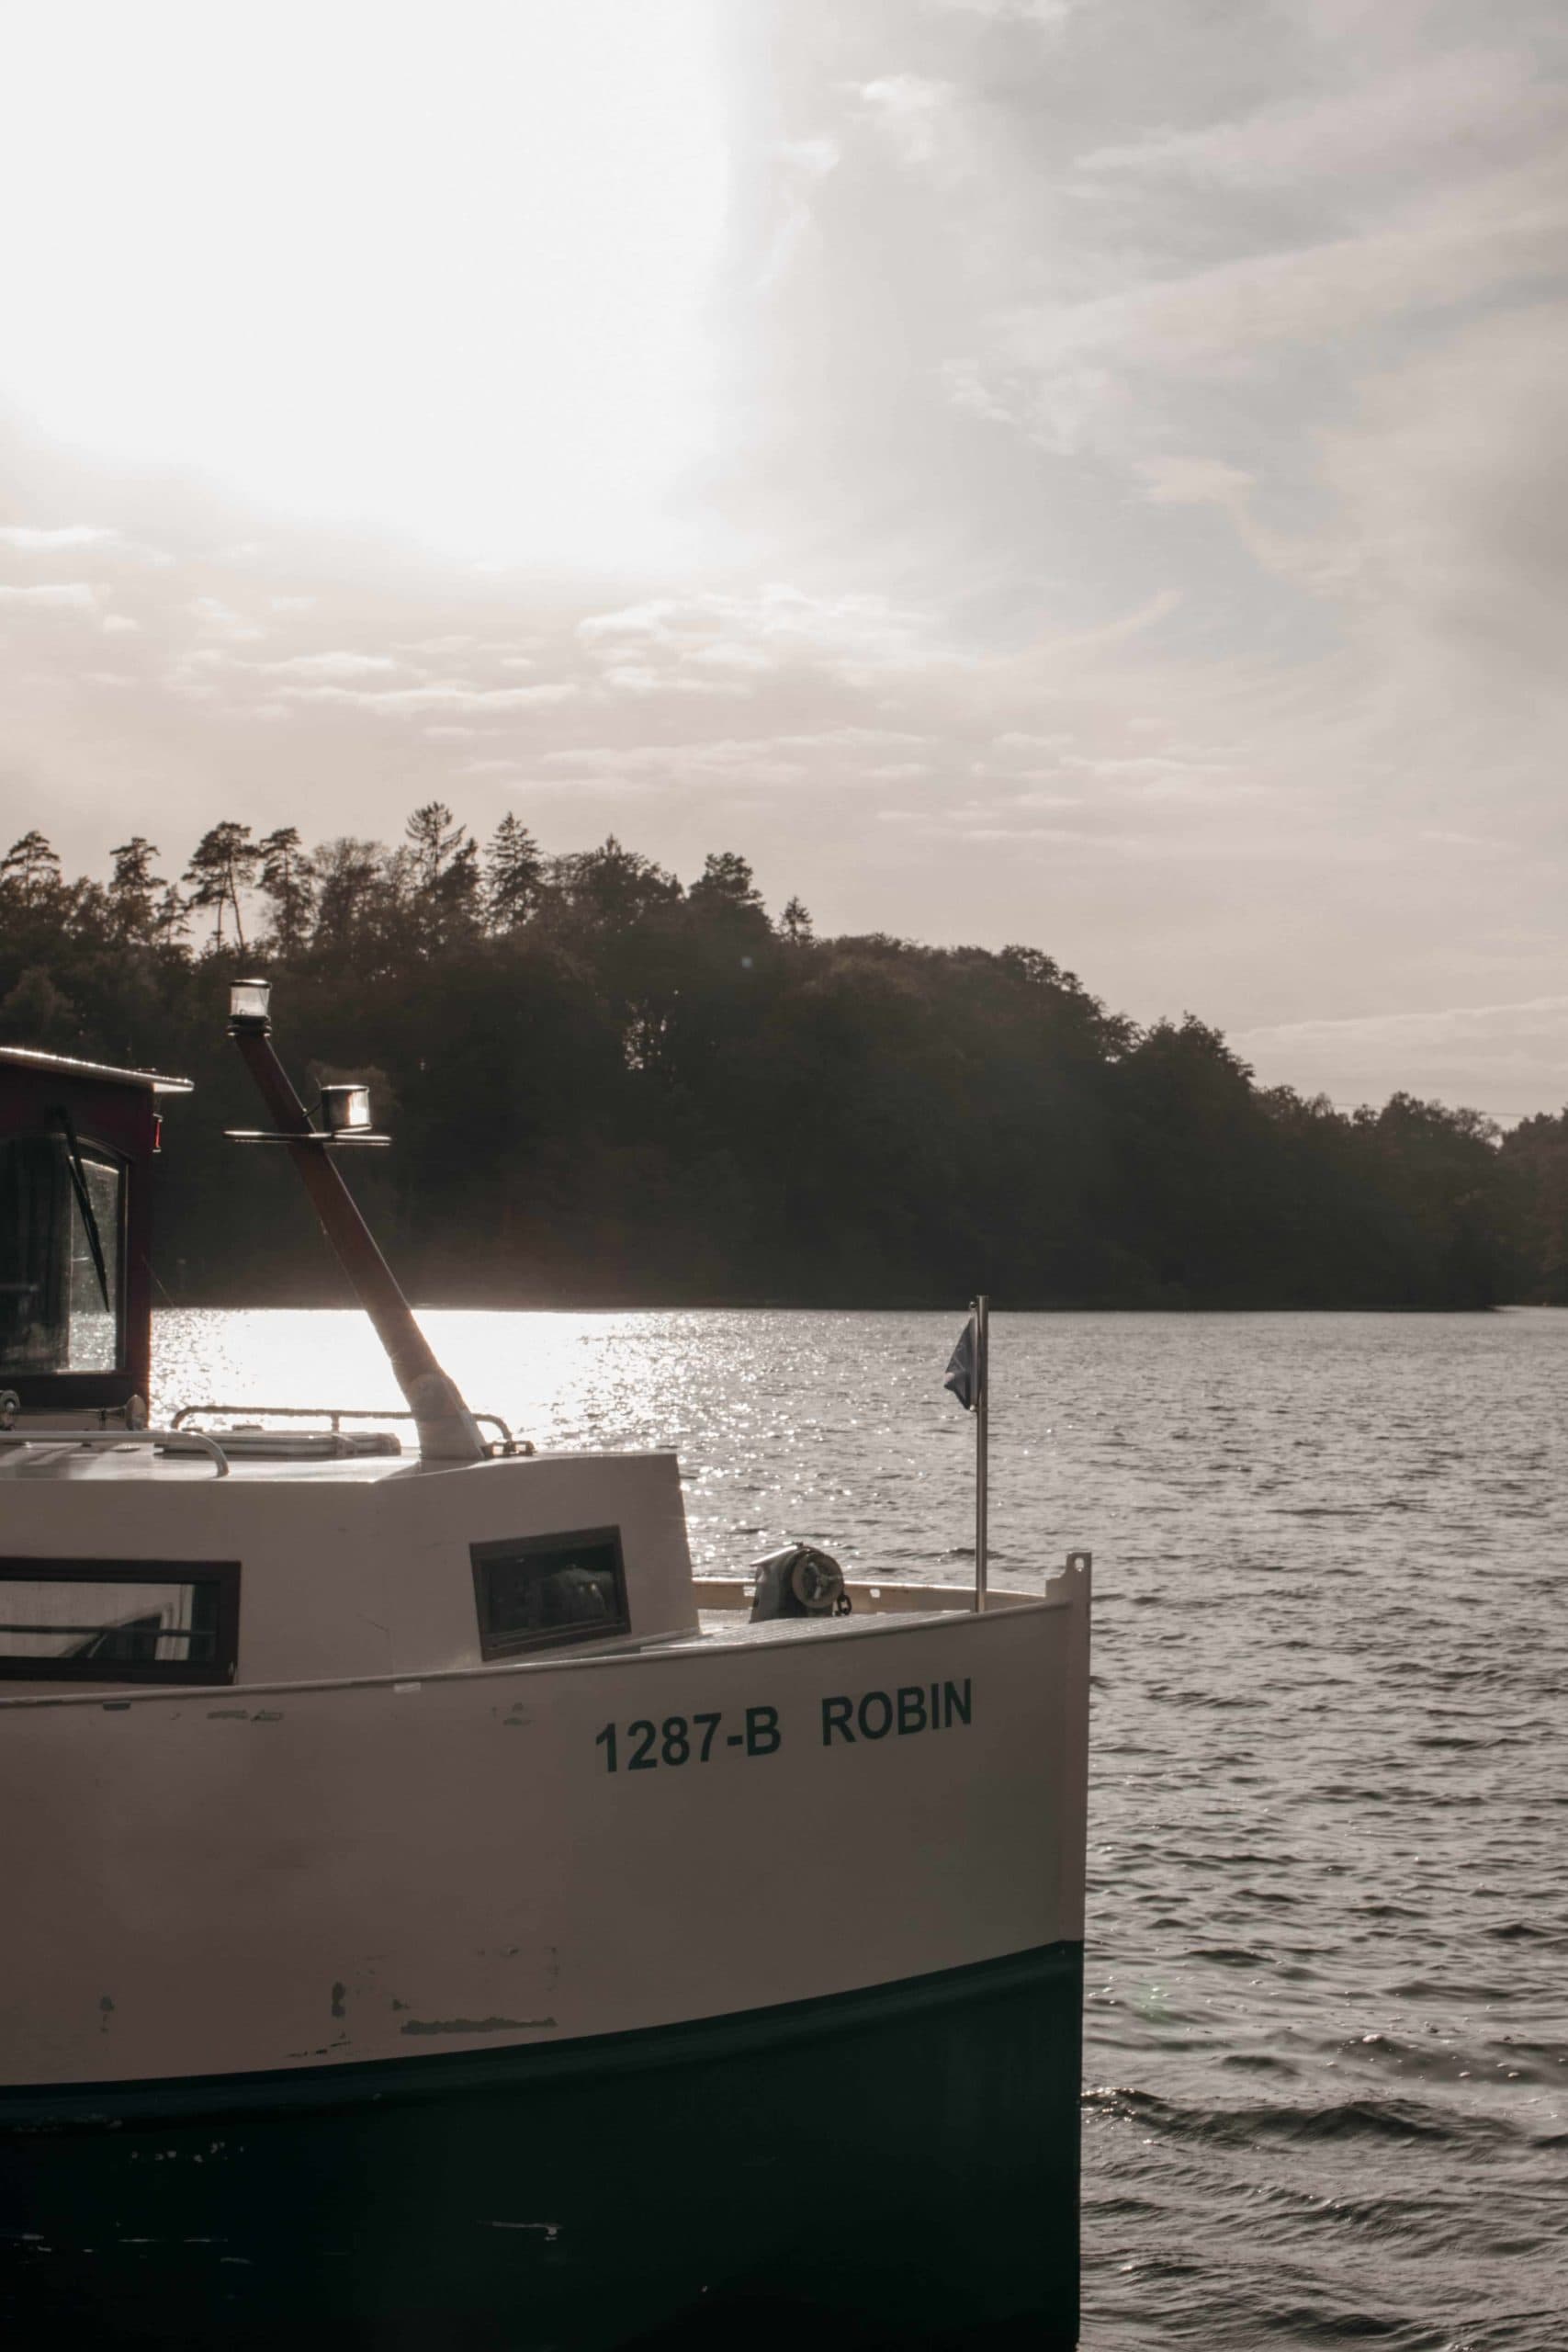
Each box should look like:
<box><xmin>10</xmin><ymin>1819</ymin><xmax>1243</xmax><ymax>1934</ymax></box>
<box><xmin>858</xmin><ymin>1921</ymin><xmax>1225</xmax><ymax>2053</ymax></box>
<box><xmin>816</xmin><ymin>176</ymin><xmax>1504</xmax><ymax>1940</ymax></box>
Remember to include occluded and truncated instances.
<box><xmin>107</xmin><ymin>838</ymin><xmax>164</xmax><ymax>944</ymax></box>
<box><xmin>485</xmin><ymin>813</ymin><xmax>546</xmax><ymax>932</ymax></box>
<box><xmin>403</xmin><ymin>801</ymin><xmax>479</xmax><ymax>952</ymax></box>
<box><xmin>0</xmin><ymin>831</ymin><xmax>63</xmax><ymax>908</ymax></box>
<box><xmin>548</xmin><ymin>835</ymin><xmax>681</xmax><ymax>930</ymax></box>
<box><xmin>257</xmin><ymin>828</ymin><xmax>316</xmax><ymax>956</ymax></box>
<box><xmin>183</xmin><ymin>822</ymin><xmax>258</xmax><ymax>951</ymax></box>
<box><xmin>310</xmin><ymin>839</ymin><xmax>389</xmax><ymax>965</ymax></box>
<box><xmin>689</xmin><ymin>851</ymin><xmax>763</xmax><ymax>910</ymax></box>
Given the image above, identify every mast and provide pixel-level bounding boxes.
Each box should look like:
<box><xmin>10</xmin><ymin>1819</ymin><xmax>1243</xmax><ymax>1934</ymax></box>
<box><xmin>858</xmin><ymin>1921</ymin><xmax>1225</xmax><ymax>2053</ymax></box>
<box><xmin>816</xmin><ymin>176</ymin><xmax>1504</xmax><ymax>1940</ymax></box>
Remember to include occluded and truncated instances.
<box><xmin>973</xmin><ymin>1293</ymin><xmax>988</xmax><ymax>1611</ymax></box>
<box><xmin>227</xmin><ymin>982</ymin><xmax>486</xmax><ymax>1465</ymax></box>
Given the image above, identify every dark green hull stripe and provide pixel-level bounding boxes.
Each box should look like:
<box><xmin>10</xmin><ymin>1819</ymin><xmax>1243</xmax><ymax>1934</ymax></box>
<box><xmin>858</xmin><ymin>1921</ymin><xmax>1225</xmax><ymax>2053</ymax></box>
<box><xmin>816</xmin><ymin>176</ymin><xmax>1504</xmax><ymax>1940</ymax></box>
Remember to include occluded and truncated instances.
<box><xmin>0</xmin><ymin>1938</ymin><xmax>1077</xmax><ymax>2127</ymax></box>
<box><xmin>0</xmin><ymin>1941</ymin><xmax>1083</xmax><ymax>2349</ymax></box>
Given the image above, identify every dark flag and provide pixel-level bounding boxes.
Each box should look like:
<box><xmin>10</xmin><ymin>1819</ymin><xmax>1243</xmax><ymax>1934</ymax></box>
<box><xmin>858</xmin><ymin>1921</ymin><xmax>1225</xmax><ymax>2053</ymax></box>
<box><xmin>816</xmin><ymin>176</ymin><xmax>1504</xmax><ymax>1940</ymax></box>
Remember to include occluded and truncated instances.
<box><xmin>943</xmin><ymin>1314</ymin><xmax>981</xmax><ymax>1412</ymax></box>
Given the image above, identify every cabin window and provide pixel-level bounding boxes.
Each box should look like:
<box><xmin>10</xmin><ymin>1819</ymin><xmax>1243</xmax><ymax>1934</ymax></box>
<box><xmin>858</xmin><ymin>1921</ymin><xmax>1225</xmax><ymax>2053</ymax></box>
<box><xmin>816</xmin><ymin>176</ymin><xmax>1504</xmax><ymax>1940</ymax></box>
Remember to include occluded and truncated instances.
<box><xmin>0</xmin><ymin>1560</ymin><xmax>241</xmax><ymax>1685</ymax></box>
<box><xmin>471</xmin><ymin>1527</ymin><xmax>629</xmax><ymax>1658</ymax></box>
<box><xmin>0</xmin><ymin>1135</ymin><xmax>125</xmax><ymax>1377</ymax></box>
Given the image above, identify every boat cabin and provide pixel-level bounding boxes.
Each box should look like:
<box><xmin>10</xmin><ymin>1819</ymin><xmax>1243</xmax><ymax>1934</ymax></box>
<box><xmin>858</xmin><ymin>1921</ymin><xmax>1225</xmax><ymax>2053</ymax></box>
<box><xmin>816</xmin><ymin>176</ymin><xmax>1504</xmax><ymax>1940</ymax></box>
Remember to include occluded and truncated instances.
<box><xmin>0</xmin><ymin>1034</ymin><xmax>706</xmax><ymax>1692</ymax></box>
<box><xmin>0</xmin><ymin>1046</ymin><xmax>190</xmax><ymax>1428</ymax></box>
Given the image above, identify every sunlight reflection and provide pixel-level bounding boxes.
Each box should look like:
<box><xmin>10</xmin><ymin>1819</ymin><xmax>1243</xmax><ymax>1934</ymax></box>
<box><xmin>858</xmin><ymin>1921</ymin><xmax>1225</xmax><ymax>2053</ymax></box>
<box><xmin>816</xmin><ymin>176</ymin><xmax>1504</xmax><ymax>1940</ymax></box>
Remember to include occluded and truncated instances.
<box><xmin>152</xmin><ymin>1306</ymin><xmax>1020</xmax><ymax>1579</ymax></box>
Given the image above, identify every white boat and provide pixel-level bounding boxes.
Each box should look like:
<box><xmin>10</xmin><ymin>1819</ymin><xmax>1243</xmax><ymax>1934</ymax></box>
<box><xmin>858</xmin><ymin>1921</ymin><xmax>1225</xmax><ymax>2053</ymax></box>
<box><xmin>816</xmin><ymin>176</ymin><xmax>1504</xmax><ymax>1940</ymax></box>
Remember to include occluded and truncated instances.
<box><xmin>0</xmin><ymin>988</ymin><xmax>1090</xmax><ymax>2349</ymax></box>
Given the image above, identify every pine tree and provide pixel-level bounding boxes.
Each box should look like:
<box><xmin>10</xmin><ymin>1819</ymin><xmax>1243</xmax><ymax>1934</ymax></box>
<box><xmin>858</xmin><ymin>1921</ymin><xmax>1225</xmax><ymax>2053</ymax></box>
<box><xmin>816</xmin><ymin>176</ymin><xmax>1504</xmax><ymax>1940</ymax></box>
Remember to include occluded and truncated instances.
<box><xmin>484</xmin><ymin>812</ymin><xmax>545</xmax><ymax>931</ymax></box>
<box><xmin>312</xmin><ymin>838</ymin><xmax>386</xmax><ymax>947</ymax></box>
<box><xmin>403</xmin><ymin>801</ymin><xmax>479</xmax><ymax>952</ymax></box>
<box><xmin>689</xmin><ymin>851</ymin><xmax>764</xmax><ymax>910</ymax></box>
<box><xmin>549</xmin><ymin>835</ymin><xmax>682</xmax><ymax>929</ymax></box>
<box><xmin>152</xmin><ymin>884</ymin><xmax>189</xmax><ymax>949</ymax></box>
<box><xmin>777</xmin><ymin>895</ymin><xmax>814</xmax><ymax>944</ymax></box>
<box><xmin>107</xmin><ymin>837</ymin><xmax>164</xmax><ymax>943</ymax></box>
<box><xmin>182</xmin><ymin>822</ymin><xmax>259</xmax><ymax>951</ymax></box>
<box><xmin>404</xmin><ymin>801</ymin><xmax>468</xmax><ymax>893</ymax></box>
<box><xmin>0</xmin><ymin>831</ymin><xmax>63</xmax><ymax>908</ymax></box>
<box><xmin>256</xmin><ymin>827</ymin><xmax>317</xmax><ymax>956</ymax></box>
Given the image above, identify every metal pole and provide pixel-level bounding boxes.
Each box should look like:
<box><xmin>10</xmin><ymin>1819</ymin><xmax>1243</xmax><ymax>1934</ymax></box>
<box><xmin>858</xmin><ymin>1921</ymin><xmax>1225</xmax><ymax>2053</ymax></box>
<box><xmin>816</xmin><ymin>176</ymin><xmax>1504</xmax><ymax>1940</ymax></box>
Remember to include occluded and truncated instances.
<box><xmin>230</xmin><ymin>1024</ymin><xmax>486</xmax><ymax>1464</ymax></box>
<box><xmin>974</xmin><ymin>1293</ymin><xmax>989</xmax><ymax>1611</ymax></box>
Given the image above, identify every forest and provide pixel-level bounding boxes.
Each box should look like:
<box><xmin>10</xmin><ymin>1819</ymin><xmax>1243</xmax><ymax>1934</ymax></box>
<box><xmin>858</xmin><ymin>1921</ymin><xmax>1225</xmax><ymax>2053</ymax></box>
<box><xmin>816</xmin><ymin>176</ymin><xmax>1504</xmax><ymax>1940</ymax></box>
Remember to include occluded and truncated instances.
<box><xmin>1</xmin><ymin>812</ymin><xmax>1563</xmax><ymax>1310</ymax></box>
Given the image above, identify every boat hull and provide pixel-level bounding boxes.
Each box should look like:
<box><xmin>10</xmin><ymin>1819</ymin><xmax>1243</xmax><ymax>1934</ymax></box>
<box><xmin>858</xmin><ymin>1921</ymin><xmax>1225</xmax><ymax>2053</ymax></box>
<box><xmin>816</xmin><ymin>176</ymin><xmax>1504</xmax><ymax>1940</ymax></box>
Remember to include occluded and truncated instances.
<box><xmin>0</xmin><ymin>1942</ymin><xmax>1081</xmax><ymax>2348</ymax></box>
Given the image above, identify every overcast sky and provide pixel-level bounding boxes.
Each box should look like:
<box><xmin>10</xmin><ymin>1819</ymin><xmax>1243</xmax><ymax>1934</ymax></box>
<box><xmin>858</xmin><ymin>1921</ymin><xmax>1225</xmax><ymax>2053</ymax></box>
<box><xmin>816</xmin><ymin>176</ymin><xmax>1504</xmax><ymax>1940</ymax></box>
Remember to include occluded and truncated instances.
<box><xmin>1</xmin><ymin>0</ymin><xmax>1564</xmax><ymax>1114</ymax></box>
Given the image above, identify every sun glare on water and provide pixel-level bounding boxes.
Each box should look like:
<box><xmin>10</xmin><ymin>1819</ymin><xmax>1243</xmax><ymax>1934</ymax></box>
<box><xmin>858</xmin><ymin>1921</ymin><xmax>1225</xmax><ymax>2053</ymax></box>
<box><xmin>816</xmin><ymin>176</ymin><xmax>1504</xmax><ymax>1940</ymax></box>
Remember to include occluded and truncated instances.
<box><xmin>1</xmin><ymin>0</ymin><xmax>728</xmax><ymax>566</ymax></box>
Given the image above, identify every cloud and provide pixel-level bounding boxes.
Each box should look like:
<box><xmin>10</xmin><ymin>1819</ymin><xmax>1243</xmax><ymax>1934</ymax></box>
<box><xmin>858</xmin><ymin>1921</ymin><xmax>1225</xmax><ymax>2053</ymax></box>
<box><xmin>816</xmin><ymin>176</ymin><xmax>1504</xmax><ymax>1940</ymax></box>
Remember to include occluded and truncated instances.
<box><xmin>1241</xmin><ymin>995</ymin><xmax>1568</xmax><ymax>1047</ymax></box>
<box><xmin>1233</xmin><ymin>996</ymin><xmax>1568</xmax><ymax>1117</ymax></box>
<box><xmin>539</xmin><ymin>725</ymin><xmax>930</xmax><ymax>790</ymax></box>
<box><xmin>856</xmin><ymin>76</ymin><xmax>956</xmax><ymax>170</ymax></box>
<box><xmin>1317</xmin><ymin>302</ymin><xmax>1568</xmax><ymax>666</ymax></box>
<box><xmin>278</xmin><ymin>680</ymin><xmax>581</xmax><ymax>716</ymax></box>
<box><xmin>171</xmin><ymin>646</ymin><xmax>403</xmax><ymax>682</ymax></box>
<box><xmin>971</xmin><ymin>152</ymin><xmax>1568</xmax><ymax>462</ymax></box>
<box><xmin>594</xmin><ymin>663</ymin><xmax>748</xmax><ymax>698</ymax></box>
<box><xmin>0</xmin><ymin>525</ymin><xmax>118</xmax><ymax>551</ymax></box>
<box><xmin>777</xmin><ymin>136</ymin><xmax>839</xmax><ymax>178</ymax></box>
<box><xmin>921</xmin><ymin>0</ymin><xmax>1078</xmax><ymax>20</ymax></box>
<box><xmin>256</xmin><ymin>650</ymin><xmax>401</xmax><ymax>678</ymax></box>
<box><xmin>188</xmin><ymin>594</ymin><xmax>264</xmax><ymax>641</ymax></box>
<box><xmin>0</xmin><ymin>581</ymin><xmax>99</xmax><ymax>609</ymax></box>
<box><xmin>1077</xmin><ymin>48</ymin><xmax>1551</xmax><ymax>189</ymax></box>
<box><xmin>1135</xmin><ymin>457</ymin><xmax>1253</xmax><ymax>507</ymax></box>
<box><xmin>578</xmin><ymin>583</ymin><xmax>937</xmax><ymax>682</ymax></box>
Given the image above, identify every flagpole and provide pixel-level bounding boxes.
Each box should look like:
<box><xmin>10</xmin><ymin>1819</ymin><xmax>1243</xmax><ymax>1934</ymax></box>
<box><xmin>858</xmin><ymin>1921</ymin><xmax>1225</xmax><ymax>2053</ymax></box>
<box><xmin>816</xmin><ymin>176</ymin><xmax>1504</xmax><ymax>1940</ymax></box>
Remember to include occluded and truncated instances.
<box><xmin>974</xmin><ymin>1293</ymin><xmax>989</xmax><ymax>1612</ymax></box>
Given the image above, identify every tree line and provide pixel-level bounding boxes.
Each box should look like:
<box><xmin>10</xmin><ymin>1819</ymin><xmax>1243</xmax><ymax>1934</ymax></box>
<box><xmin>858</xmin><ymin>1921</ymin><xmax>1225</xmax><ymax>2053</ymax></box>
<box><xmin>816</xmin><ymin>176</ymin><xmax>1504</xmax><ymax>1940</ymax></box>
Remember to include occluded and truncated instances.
<box><xmin>2</xmin><ymin>812</ymin><xmax>1563</xmax><ymax>1309</ymax></box>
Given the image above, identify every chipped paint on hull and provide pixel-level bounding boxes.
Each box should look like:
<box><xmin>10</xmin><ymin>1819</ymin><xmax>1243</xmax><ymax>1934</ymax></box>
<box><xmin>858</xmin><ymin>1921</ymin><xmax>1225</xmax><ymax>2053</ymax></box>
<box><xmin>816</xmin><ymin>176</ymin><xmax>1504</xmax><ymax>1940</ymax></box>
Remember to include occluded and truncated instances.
<box><xmin>398</xmin><ymin>2015</ymin><xmax>557</xmax><ymax>2037</ymax></box>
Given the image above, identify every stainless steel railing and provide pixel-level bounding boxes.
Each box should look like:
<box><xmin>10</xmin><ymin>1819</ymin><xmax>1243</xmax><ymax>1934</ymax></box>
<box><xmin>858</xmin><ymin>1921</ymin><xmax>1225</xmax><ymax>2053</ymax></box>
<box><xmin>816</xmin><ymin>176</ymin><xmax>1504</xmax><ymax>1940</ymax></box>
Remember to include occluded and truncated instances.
<box><xmin>0</xmin><ymin>1427</ymin><xmax>230</xmax><ymax>1477</ymax></box>
<box><xmin>171</xmin><ymin>1402</ymin><xmax>531</xmax><ymax>1455</ymax></box>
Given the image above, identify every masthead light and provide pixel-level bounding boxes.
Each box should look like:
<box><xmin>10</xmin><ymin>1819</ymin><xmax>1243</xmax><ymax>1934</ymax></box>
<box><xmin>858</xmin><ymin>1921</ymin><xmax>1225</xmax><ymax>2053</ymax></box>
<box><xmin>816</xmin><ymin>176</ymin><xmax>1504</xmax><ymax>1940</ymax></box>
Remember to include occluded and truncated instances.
<box><xmin>321</xmin><ymin>1083</ymin><xmax>373</xmax><ymax>1136</ymax></box>
<box><xmin>228</xmin><ymin>978</ymin><xmax>273</xmax><ymax>1033</ymax></box>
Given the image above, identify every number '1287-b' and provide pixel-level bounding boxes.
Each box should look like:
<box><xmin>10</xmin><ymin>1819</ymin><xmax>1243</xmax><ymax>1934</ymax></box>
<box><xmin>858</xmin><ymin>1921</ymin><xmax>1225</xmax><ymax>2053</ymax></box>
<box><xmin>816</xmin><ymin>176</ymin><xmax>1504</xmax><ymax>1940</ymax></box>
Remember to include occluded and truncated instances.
<box><xmin>594</xmin><ymin>1707</ymin><xmax>781</xmax><ymax>1771</ymax></box>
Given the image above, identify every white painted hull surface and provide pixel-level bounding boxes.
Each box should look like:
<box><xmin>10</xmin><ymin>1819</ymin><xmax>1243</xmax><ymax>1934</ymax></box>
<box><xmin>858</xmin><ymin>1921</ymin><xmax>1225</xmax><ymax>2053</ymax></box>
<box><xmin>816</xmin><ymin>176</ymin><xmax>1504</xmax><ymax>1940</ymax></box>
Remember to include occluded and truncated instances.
<box><xmin>1</xmin><ymin>1576</ymin><xmax>1087</xmax><ymax>2087</ymax></box>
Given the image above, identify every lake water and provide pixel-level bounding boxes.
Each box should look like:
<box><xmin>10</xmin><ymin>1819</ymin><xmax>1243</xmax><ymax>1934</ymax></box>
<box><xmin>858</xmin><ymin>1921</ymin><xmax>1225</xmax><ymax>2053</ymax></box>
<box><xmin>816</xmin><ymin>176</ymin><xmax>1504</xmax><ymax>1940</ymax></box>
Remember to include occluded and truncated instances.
<box><xmin>156</xmin><ymin>1306</ymin><xmax>1568</xmax><ymax>2351</ymax></box>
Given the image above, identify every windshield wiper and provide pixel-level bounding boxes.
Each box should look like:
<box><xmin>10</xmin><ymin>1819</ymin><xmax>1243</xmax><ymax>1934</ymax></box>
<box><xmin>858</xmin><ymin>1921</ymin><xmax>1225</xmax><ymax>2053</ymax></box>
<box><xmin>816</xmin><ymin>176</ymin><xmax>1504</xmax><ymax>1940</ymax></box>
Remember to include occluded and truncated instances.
<box><xmin>49</xmin><ymin>1106</ymin><xmax>112</xmax><ymax>1316</ymax></box>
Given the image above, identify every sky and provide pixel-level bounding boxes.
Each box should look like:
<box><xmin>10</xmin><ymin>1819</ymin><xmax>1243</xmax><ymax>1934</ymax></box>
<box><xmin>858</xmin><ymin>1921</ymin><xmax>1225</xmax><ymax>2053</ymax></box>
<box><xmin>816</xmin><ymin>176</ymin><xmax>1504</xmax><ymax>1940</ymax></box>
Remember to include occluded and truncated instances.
<box><xmin>1</xmin><ymin>0</ymin><xmax>1565</xmax><ymax>1115</ymax></box>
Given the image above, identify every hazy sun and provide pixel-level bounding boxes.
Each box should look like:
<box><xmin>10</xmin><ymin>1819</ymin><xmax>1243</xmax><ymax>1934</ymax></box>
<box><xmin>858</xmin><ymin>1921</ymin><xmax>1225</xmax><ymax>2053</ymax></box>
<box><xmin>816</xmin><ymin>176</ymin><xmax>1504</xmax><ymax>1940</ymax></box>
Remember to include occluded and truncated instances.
<box><xmin>0</xmin><ymin>0</ymin><xmax>728</xmax><ymax>567</ymax></box>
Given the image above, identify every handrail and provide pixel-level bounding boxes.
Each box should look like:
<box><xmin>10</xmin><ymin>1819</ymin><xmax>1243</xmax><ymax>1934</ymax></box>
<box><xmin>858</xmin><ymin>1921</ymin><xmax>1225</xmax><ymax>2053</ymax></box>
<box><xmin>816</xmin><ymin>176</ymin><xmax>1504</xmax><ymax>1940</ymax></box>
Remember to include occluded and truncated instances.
<box><xmin>171</xmin><ymin>1402</ymin><xmax>531</xmax><ymax>1457</ymax></box>
<box><xmin>0</xmin><ymin>1428</ymin><xmax>230</xmax><ymax>1478</ymax></box>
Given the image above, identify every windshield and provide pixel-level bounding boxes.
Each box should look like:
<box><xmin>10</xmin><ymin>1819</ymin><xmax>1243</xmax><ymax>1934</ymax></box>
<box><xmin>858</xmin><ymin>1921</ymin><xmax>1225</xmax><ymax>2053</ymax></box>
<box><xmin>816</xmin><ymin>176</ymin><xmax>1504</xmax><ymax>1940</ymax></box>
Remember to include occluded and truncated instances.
<box><xmin>0</xmin><ymin>1135</ymin><xmax>124</xmax><ymax>1376</ymax></box>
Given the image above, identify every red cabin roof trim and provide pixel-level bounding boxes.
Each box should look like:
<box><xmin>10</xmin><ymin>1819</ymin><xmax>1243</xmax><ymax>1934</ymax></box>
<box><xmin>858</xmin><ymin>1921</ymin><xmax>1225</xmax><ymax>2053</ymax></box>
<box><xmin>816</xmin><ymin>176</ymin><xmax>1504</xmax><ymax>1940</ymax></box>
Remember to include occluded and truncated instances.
<box><xmin>0</xmin><ymin>1047</ymin><xmax>192</xmax><ymax>1095</ymax></box>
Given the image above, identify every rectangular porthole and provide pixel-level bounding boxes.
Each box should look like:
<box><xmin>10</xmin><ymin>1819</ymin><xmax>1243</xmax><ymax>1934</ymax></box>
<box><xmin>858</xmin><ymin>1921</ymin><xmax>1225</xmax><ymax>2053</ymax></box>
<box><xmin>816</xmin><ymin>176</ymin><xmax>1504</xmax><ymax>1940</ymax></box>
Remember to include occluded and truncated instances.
<box><xmin>471</xmin><ymin>1527</ymin><xmax>629</xmax><ymax>1660</ymax></box>
<box><xmin>0</xmin><ymin>1560</ymin><xmax>241</xmax><ymax>1685</ymax></box>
